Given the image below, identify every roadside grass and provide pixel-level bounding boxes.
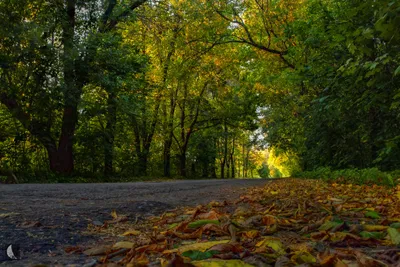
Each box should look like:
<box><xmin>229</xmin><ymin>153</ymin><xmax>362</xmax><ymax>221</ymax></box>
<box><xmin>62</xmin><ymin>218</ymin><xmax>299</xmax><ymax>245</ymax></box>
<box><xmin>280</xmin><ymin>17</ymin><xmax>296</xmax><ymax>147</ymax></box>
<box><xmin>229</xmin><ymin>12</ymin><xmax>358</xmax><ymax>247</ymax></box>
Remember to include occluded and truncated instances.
<box><xmin>294</xmin><ymin>167</ymin><xmax>399</xmax><ymax>187</ymax></box>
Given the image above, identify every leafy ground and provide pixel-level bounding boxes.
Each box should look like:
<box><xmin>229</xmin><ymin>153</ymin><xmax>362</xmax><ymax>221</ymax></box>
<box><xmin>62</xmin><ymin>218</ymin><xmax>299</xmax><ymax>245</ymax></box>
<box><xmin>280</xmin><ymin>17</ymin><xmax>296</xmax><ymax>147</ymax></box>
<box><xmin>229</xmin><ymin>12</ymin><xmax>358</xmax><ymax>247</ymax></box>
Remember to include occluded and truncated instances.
<box><xmin>70</xmin><ymin>179</ymin><xmax>400</xmax><ymax>267</ymax></box>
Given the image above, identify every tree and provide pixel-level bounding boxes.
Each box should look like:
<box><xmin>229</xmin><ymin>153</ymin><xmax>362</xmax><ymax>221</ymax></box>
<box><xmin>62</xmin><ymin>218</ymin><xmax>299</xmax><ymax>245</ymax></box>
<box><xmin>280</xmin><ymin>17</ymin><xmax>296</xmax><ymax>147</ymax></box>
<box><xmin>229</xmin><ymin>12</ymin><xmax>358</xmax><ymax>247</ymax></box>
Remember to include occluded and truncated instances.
<box><xmin>0</xmin><ymin>0</ymin><xmax>147</xmax><ymax>174</ymax></box>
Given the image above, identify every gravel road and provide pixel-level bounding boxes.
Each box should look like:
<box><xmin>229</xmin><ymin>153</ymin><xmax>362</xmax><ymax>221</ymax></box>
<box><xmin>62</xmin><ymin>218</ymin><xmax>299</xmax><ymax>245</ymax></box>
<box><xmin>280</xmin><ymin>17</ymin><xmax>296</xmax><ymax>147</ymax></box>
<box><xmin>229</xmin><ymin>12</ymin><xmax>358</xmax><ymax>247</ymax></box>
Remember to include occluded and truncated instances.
<box><xmin>0</xmin><ymin>179</ymin><xmax>269</xmax><ymax>266</ymax></box>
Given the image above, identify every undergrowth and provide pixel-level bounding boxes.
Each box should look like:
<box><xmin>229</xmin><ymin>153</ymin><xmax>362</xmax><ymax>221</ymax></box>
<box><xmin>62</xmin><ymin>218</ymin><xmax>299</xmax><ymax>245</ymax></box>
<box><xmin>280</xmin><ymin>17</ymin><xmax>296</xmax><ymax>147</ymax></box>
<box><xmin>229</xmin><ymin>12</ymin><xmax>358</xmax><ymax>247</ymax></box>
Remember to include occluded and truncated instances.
<box><xmin>294</xmin><ymin>167</ymin><xmax>399</xmax><ymax>187</ymax></box>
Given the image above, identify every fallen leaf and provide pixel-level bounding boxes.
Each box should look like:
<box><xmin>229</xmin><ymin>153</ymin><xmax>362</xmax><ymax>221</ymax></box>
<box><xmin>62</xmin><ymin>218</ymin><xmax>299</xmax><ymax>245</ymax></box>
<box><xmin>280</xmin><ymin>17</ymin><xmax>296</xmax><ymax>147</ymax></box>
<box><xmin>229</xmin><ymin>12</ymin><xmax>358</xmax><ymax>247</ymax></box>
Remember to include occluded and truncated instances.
<box><xmin>255</xmin><ymin>237</ymin><xmax>285</xmax><ymax>255</ymax></box>
<box><xmin>208</xmin><ymin>243</ymin><xmax>242</xmax><ymax>254</ymax></box>
<box><xmin>182</xmin><ymin>250</ymin><xmax>220</xmax><ymax>261</ymax></box>
<box><xmin>365</xmin><ymin>211</ymin><xmax>381</xmax><ymax>219</ymax></box>
<box><xmin>390</xmin><ymin>222</ymin><xmax>400</xmax><ymax>229</ymax></box>
<box><xmin>83</xmin><ymin>246</ymin><xmax>109</xmax><ymax>256</ymax></box>
<box><xmin>262</xmin><ymin>215</ymin><xmax>278</xmax><ymax>226</ymax></box>
<box><xmin>64</xmin><ymin>246</ymin><xmax>83</xmax><ymax>254</ymax></box>
<box><xmin>291</xmin><ymin>251</ymin><xmax>316</xmax><ymax>264</ymax></box>
<box><xmin>122</xmin><ymin>230</ymin><xmax>141</xmax><ymax>236</ymax></box>
<box><xmin>136</xmin><ymin>243</ymin><xmax>166</xmax><ymax>253</ymax></box>
<box><xmin>362</xmin><ymin>225</ymin><xmax>388</xmax><ymax>231</ymax></box>
<box><xmin>319</xmin><ymin>220</ymin><xmax>343</xmax><ymax>231</ymax></box>
<box><xmin>240</xmin><ymin>230</ymin><xmax>259</xmax><ymax>239</ymax></box>
<box><xmin>130</xmin><ymin>253</ymin><xmax>149</xmax><ymax>266</ymax></box>
<box><xmin>188</xmin><ymin>220</ymin><xmax>220</xmax><ymax>229</ymax></box>
<box><xmin>113</xmin><ymin>241</ymin><xmax>135</xmax><ymax>249</ymax></box>
<box><xmin>192</xmin><ymin>259</ymin><xmax>254</xmax><ymax>267</ymax></box>
<box><xmin>387</xmin><ymin>227</ymin><xmax>400</xmax><ymax>245</ymax></box>
<box><xmin>0</xmin><ymin>212</ymin><xmax>20</xmax><ymax>218</ymax></box>
<box><xmin>164</xmin><ymin>240</ymin><xmax>230</xmax><ymax>254</ymax></box>
<box><xmin>172</xmin><ymin>227</ymin><xmax>203</xmax><ymax>239</ymax></box>
<box><xmin>111</xmin><ymin>210</ymin><xmax>118</xmax><ymax>219</ymax></box>
<box><xmin>359</xmin><ymin>231</ymin><xmax>385</xmax><ymax>239</ymax></box>
<box><xmin>197</xmin><ymin>210</ymin><xmax>221</xmax><ymax>220</ymax></box>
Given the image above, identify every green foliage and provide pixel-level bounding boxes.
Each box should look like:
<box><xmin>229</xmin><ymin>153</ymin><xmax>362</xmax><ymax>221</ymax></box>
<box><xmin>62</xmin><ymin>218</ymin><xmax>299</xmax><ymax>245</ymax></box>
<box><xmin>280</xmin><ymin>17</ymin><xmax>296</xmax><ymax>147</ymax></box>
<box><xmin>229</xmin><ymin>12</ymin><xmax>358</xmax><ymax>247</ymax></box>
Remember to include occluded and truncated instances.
<box><xmin>1</xmin><ymin>0</ymin><xmax>399</xmax><ymax>183</ymax></box>
<box><xmin>257</xmin><ymin>163</ymin><xmax>270</xmax><ymax>179</ymax></box>
<box><xmin>294</xmin><ymin>167</ymin><xmax>396</xmax><ymax>186</ymax></box>
<box><xmin>182</xmin><ymin>250</ymin><xmax>219</xmax><ymax>261</ymax></box>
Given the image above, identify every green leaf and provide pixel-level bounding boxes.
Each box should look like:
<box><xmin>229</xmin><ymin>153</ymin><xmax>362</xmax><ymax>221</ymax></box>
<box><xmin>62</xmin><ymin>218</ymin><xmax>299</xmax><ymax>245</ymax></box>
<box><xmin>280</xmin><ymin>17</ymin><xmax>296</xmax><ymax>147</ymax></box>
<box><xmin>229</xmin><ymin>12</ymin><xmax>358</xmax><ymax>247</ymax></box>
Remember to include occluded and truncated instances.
<box><xmin>188</xmin><ymin>220</ymin><xmax>220</xmax><ymax>229</ymax></box>
<box><xmin>168</xmin><ymin>223</ymin><xmax>179</xmax><ymax>229</ymax></box>
<box><xmin>192</xmin><ymin>259</ymin><xmax>255</xmax><ymax>267</ymax></box>
<box><xmin>365</xmin><ymin>211</ymin><xmax>380</xmax><ymax>219</ymax></box>
<box><xmin>319</xmin><ymin>220</ymin><xmax>343</xmax><ymax>231</ymax></box>
<box><xmin>394</xmin><ymin>65</ymin><xmax>400</xmax><ymax>76</ymax></box>
<box><xmin>182</xmin><ymin>250</ymin><xmax>219</xmax><ymax>261</ymax></box>
<box><xmin>390</xmin><ymin>222</ymin><xmax>400</xmax><ymax>229</ymax></box>
<box><xmin>387</xmin><ymin>228</ymin><xmax>400</xmax><ymax>245</ymax></box>
<box><xmin>359</xmin><ymin>231</ymin><xmax>385</xmax><ymax>239</ymax></box>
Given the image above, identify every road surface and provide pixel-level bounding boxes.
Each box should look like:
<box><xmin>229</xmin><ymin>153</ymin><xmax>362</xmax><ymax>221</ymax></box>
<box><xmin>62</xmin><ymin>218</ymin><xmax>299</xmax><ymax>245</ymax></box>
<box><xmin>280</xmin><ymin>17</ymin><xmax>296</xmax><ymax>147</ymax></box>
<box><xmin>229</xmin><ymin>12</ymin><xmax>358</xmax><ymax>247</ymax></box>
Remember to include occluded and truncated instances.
<box><xmin>0</xmin><ymin>179</ymin><xmax>269</xmax><ymax>266</ymax></box>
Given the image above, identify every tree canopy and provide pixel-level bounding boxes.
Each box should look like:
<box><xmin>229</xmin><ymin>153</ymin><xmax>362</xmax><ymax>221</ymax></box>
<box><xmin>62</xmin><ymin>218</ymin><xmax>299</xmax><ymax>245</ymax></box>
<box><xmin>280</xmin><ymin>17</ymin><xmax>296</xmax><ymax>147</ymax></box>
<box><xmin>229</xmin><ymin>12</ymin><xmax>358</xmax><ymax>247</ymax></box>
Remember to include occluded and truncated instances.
<box><xmin>0</xmin><ymin>0</ymin><xmax>399</xmax><ymax>181</ymax></box>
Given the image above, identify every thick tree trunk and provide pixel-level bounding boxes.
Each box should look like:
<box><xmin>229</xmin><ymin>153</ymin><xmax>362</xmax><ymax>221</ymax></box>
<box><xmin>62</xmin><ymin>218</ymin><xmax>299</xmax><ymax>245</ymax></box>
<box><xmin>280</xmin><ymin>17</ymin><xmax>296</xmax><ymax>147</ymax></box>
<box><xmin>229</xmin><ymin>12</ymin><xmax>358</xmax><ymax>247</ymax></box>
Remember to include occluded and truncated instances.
<box><xmin>163</xmin><ymin>139</ymin><xmax>172</xmax><ymax>177</ymax></box>
<box><xmin>47</xmin><ymin>141</ymin><xmax>73</xmax><ymax>174</ymax></box>
<box><xmin>179</xmin><ymin>153</ymin><xmax>186</xmax><ymax>177</ymax></box>
<box><xmin>137</xmin><ymin>151</ymin><xmax>148</xmax><ymax>176</ymax></box>
<box><xmin>52</xmin><ymin>0</ymin><xmax>79</xmax><ymax>175</ymax></box>
<box><xmin>220</xmin><ymin>160</ymin><xmax>225</xmax><ymax>179</ymax></box>
<box><xmin>202</xmin><ymin>160</ymin><xmax>209</xmax><ymax>178</ymax></box>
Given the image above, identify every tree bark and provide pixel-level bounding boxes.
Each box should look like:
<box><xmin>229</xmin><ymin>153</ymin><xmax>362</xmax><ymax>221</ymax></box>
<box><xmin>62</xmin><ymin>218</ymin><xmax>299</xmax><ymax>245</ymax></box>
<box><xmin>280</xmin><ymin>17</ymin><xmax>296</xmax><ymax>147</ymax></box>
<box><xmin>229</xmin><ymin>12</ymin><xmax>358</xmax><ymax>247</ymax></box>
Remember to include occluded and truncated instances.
<box><xmin>51</xmin><ymin>0</ymin><xmax>78</xmax><ymax>174</ymax></box>
<box><xmin>137</xmin><ymin>149</ymin><xmax>149</xmax><ymax>176</ymax></box>
<box><xmin>163</xmin><ymin>138</ymin><xmax>172</xmax><ymax>177</ymax></box>
<box><xmin>179</xmin><ymin>153</ymin><xmax>186</xmax><ymax>177</ymax></box>
<box><xmin>104</xmin><ymin>92</ymin><xmax>117</xmax><ymax>176</ymax></box>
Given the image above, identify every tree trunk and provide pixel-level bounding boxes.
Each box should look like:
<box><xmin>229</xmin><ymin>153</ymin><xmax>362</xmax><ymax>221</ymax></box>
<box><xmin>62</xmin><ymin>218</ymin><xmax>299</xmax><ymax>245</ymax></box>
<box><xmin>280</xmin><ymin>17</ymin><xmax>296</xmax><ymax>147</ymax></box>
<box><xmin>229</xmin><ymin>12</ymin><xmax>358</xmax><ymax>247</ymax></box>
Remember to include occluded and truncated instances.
<box><xmin>163</xmin><ymin>138</ymin><xmax>172</xmax><ymax>177</ymax></box>
<box><xmin>231</xmin><ymin>156</ymin><xmax>235</xmax><ymax>178</ymax></box>
<box><xmin>137</xmin><ymin>151</ymin><xmax>148</xmax><ymax>176</ymax></box>
<box><xmin>210</xmin><ymin>141</ymin><xmax>217</xmax><ymax>178</ymax></box>
<box><xmin>53</xmin><ymin>0</ymin><xmax>79</xmax><ymax>175</ymax></box>
<box><xmin>104</xmin><ymin>92</ymin><xmax>117</xmax><ymax>176</ymax></box>
<box><xmin>179</xmin><ymin>153</ymin><xmax>186</xmax><ymax>177</ymax></box>
<box><xmin>221</xmin><ymin>122</ymin><xmax>228</xmax><ymax>179</ymax></box>
<box><xmin>47</xmin><ymin>141</ymin><xmax>74</xmax><ymax>174</ymax></box>
<box><xmin>230</xmin><ymin>138</ymin><xmax>235</xmax><ymax>178</ymax></box>
<box><xmin>220</xmin><ymin>160</ymin><xmax>225</xmax><ymax>179</ymax></box>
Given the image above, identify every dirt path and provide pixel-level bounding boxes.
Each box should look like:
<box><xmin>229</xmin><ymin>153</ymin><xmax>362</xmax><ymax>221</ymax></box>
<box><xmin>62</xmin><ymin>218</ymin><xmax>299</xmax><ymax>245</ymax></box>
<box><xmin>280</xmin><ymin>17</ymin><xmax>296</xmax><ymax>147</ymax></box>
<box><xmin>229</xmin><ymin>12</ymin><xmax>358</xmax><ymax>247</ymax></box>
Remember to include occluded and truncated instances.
<box><xmin>0</xmin><ymin>179</ymin><xmax>269</xmax><ymax>266</ymax></box>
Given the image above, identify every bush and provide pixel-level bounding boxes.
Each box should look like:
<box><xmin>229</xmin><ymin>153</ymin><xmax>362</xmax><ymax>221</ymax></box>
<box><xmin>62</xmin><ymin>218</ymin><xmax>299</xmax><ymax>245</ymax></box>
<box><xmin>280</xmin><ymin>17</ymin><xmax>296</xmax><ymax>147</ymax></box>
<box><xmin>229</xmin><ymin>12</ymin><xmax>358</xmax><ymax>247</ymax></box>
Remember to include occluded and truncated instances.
<box><xmin>294</xmin><ymin>167</ymin><xmax>396</xmax><ymax>186</ymax></box>
<box><xmin>258</xmin><ymin>163</ymin><xmax>270</xmax><ymax>178</ymax></box>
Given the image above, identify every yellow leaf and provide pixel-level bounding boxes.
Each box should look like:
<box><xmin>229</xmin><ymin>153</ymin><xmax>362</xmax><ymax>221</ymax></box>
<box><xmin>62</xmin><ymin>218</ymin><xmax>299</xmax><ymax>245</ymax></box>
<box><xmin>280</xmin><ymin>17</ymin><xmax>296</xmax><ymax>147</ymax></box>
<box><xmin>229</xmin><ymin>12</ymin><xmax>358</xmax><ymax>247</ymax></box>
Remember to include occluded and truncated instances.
<box><xmin>163</xmin><ymin>240</ymin><xmax>230</xmax><ymax>254</ymax></box>
<box><xmin>111</xmin><ymin>210</ymin><xmax>118</xmax><ymax>219</ymax></box>
<box><xmin>0</xmin><ymin>212</ymin><xmax>20</xmax><ymax>218</ymax></box>
<box><xmin>122</xmin><ymin>230</ymin><xmax>141</xmax><ymax>236</ymax></box>
<box><xmin>192</xmin><ymin>259</ymin><xmax>254</xmax><ymax>267</ymax></box>
<box><xmin>291</xmin><ymin>251</ymin><xmax>316</xmax><ymax>264</ymax></box>
<box><xmin>83</xmin><ymin>246</ymin><xmax>109</xmax><ymax>256</ymax></box>
<box><xmin>362</xmin><ymin>225</ymin><xmax>388</xmax><ymax>231</ymax></box>
<box><xmin>241</xmin><ymin>230</ymin><xmax>259</xmax><ymax>239</ymax></box>
<box><xmin>113</xmin><ymin>241</ymin><xmax>135</xmax><ymax>249</ymax></box>
<box><xmin>256</xmin><ymin>237</ymin><xmax>285</xmax><ymax>255</ymax></box>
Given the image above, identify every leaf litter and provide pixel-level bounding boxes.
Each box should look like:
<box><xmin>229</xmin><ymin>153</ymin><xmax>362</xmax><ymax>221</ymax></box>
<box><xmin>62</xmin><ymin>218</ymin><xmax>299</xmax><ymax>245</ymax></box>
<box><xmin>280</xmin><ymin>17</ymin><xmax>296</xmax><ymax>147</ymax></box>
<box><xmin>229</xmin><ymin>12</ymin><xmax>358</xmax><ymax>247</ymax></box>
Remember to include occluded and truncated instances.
<box><xmin>77</xmin><ymin>179</ymin><xmax>400</xmax><ymax>266</ymax></box>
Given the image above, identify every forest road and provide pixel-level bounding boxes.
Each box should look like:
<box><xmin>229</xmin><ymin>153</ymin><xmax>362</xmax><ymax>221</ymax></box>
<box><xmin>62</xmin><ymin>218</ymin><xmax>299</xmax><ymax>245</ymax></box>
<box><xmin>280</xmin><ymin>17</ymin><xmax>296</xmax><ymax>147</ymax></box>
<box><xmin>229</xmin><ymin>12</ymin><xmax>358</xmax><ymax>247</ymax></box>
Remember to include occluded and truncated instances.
<box><xmin>0</xmin><ymin>179</ymin><xmax>269</xmax><ymax>266</ymax></box>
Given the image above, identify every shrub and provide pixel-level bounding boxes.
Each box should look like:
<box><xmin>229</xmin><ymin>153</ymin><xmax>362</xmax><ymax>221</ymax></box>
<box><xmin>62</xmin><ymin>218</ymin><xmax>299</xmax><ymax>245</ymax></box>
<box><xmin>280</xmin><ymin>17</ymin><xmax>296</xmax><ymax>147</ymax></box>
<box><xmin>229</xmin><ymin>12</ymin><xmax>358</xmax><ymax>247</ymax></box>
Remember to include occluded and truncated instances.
<box><xmin>294</xmin><ymin>167</ymin><xmax>396</xmax><ymax>186</ymax></box>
